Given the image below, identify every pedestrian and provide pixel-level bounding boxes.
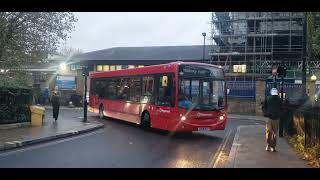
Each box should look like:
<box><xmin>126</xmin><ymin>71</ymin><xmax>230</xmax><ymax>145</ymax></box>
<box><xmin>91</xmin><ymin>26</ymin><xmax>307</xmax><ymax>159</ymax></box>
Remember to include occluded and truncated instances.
<box><xmin>33</xmin><ymin>86</ymin><xmax>41</xmax><ymax>105</ymax></box>
<box><xmin>263</xmin><ymin>88</ymin><xmax>281</xmax><ymax>152</ymax></box>
<box><xmin>43</xmin><ymin>87</ymin><xmax>49</xmax><ymax>105</ymax></box>
<box><xmin>51</xmin><ymin>90</ymin><xmax>60</xmax><ymax>121</ymax></box>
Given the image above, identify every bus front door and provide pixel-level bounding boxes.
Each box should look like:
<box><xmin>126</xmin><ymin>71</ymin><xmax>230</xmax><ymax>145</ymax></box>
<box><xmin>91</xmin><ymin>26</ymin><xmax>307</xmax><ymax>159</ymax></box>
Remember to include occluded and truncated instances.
<box><xmin>90</xmin><ymin>94</ymin><xmax>100</xmax><ymax>113</ymax></box>
<box><xmin>153</xmin><ymin>74</ymin><xmax>174</xmax><ymax>130</ymax></box>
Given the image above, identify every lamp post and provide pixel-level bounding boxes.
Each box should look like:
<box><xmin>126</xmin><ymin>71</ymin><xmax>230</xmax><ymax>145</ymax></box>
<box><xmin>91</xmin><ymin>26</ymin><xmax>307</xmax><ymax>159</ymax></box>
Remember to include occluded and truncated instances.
<box><xmin>202</xmin><ymin>32</ymin><xmax>206</xmax><ymax>61</ymax></box>
<box><xmin>82</xmin><ymin>66</ymin><xmax>89</xmax><ymax>122</ymax></box>
<box><xmin>310</xmin><ymin>74</ymin><xmax>317</xmax><ymax>81</ymax></box>
<box><xmin>59</xmin><ymin>63</ymin><xmax>67</xmax><ymax>71</ymax></box>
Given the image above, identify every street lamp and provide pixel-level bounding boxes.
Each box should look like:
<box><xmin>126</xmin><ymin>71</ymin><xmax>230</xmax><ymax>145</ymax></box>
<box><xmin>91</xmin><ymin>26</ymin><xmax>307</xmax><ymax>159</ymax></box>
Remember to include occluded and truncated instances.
<box><xmin>82</xmin><ymin>66</ymin><xmax>89</xmax><ymax>122</ymax></box>
<box><xmin>202</xmin><ymin>32</ymin><xmax>206</xmax><ymax>61</ymax></box>
<box><xmin>60</xmin><ymin>63</ymin><xmax>67</xmax><ymax>71</ymax></box>
<box><xmin>310</xmin><ymin>74</ymin><xmax>317</xmax><ymax>81</ymax></box>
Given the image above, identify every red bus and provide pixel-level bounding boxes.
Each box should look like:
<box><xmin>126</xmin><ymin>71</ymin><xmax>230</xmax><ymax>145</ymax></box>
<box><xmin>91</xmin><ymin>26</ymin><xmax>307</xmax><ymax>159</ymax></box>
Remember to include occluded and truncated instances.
<box><xmin>89</xmin><ymin>62</ymin><xmax>227</xmax><ymax>132</ymax></box>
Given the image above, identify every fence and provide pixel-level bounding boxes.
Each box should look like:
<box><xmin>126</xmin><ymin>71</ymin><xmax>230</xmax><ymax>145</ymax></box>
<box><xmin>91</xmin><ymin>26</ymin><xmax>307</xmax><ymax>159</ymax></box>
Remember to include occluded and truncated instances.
<box><xmin>226</xmin><ymin>81</ymin><xmax>256</xmax><ymax>99</ymax></box>
<box><xmin>282</xmin><ymin>102</ymin><xmax>320</xmax><ymax>147</ymax></box>
<box><xmin>0</xmin><ymin>87</ymin><xmax>32</xmax><ymax>124</ymax></box>
<box><xmin>265</xmin><ymin>79</ymin><xmax>304</xmax><ymax>105</ymax></box>
<box><xmin>316</xmin><ymin>83</ymin><xmax>320</xmax><ymax>101</ymax></box>
<box><xmin>305</xmin><ymin>105</ymin><xmax>320</xmax><ymax>146</ymax></box>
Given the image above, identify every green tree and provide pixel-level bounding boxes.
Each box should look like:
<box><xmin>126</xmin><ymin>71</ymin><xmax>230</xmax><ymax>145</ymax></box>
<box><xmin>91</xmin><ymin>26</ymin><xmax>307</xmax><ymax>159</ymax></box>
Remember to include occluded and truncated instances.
<box><xmin>0</xmin><ymin>12</ymin><xmax>78</xmax><ymax>69</ymax></box>
<box><xmin>306</xmin><ymin>12</ymin><xmax>320</xmax><ymax>59</ymax></box>
<box><xmin>0</xmin><ymin>71</ymin><xmax>32</xmax><ymax>88</ymax></box>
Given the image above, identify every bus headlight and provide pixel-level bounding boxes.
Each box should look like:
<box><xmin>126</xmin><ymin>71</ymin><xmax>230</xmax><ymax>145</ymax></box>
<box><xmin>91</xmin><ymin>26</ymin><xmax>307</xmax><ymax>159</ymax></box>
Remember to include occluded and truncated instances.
<box><xmin>219</xmin><ymin>115</ymin><xmax>224</xmax><ymax>121</ymax></box>
<box><xmin>181</xmin><ymin>116</ymin><xmax>186</xmax><ymax>121</ymax></box>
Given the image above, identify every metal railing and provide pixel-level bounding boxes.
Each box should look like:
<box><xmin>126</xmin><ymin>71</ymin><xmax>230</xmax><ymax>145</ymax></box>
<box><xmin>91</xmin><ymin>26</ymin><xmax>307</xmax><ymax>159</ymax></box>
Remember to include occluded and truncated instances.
<box><xmin>227</xmin><ymin>81</ymin><xmax>256</xmax><ymax>99</ymax></box>
<box><xmin>0</xmin><ymin>87</ymin><xmax>32</xmax><ymax>124</ymax></box>
<box><xmin>282</xmin><ymin>103</ymin><xmax>320</xmax><ymax>147</ymax></box>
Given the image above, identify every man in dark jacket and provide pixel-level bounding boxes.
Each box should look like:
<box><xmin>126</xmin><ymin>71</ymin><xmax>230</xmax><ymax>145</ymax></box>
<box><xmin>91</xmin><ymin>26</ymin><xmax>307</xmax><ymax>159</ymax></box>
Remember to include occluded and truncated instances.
<box><xmin>263</xmin><ymin>88</ymin><xmax>281</xmax><ymax>152</ymax></box>
<box><xmin>51</xmin><ymin>90</ymin><xmax>60</xmax><ymax>121</ymax></box>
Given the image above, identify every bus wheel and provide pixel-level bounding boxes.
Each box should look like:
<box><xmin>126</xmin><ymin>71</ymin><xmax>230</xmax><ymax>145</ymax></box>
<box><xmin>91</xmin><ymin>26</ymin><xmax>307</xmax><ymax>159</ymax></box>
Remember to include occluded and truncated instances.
<box><xmin>99</xmin><ymin>106</ymin><xmax>104</xmax><ymax>119</ymax></box>
<box><xmin>142</xmin><ymin>112</ymin><xmax>151</xmax><ymax>129</ymax></box>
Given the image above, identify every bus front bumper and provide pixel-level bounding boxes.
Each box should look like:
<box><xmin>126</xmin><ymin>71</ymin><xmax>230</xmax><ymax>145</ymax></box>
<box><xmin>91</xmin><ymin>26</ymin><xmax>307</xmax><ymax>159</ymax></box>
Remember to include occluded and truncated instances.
<box><xmin>174</xmin><ymin>119</ymin><xmax>227</xmax><ymax>132</ymax></box>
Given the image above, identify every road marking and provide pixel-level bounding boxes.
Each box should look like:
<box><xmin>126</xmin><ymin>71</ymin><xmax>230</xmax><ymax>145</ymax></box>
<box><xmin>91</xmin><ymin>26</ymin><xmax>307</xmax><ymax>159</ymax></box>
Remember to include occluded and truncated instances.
<box><xmin>0</xmin><ymin>129</ymin><xmax>104</xmax><ymax>158</ymax></box>
<box><xmin>209</xmin><ymin>129</ymin><xmax>233</xmax><ymax>168</ymax></box>
<box><xmin>213</xmin><ymin>129</ymin><xmax>233</xmax><ymax>168</ymax></box>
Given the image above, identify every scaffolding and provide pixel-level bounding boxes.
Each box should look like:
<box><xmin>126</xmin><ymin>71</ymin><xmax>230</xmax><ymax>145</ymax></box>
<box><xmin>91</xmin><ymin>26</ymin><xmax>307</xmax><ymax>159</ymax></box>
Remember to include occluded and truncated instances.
<box><xmin>209</xmin><ymin>12</ymin><xmax>307</xmax><ymax>80</ymax></box>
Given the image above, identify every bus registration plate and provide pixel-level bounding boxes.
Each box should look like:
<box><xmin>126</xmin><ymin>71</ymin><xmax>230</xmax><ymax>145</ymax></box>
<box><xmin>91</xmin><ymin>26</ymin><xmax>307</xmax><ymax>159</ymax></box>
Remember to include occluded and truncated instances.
<box><xmin>198</xmin><ymin>127</ymin><xmax>210</xmax><ymax>131</ymax></box>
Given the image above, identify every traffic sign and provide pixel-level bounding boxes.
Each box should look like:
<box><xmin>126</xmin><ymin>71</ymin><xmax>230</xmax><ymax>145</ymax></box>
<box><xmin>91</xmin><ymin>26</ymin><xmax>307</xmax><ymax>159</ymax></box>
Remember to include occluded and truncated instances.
<box><xmin>272</xmin><ymin>65</ymin><xmax>278</xmax><ymax>76</ymax></box>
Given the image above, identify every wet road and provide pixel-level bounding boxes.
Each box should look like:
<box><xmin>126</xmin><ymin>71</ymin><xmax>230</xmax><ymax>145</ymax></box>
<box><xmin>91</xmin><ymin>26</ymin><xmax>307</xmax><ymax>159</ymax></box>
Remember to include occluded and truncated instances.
<box><xmin>0</xmin><ymin>110</ymin><xmax>263</xmax><ymax>168</ymax></box>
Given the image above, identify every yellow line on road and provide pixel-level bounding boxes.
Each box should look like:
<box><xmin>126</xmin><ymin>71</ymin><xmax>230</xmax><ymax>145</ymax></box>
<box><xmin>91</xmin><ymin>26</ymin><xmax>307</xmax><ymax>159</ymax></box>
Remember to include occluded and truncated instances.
<box><xmin>209</xmin><ymin>129</ymin><xmax>233</xmax><ymax>168</ymax></box>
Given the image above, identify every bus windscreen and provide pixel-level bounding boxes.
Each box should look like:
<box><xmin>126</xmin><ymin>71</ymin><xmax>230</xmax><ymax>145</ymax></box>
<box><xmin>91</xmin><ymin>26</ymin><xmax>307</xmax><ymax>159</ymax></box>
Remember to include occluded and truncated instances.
<box><xmin>178</xmin><ymin>65</ymin><xmax>225</xmax><ymax>111</ymax></box>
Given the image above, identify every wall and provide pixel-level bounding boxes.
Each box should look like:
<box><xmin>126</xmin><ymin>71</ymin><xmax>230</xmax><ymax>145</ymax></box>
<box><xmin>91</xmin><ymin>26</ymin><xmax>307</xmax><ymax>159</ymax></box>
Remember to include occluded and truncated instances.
<box><xmin>227</xmin><ymin>79</ymin><xmax>265</xmax><ymax>116</ymax></box>
<box><xmin>255</xmin><ymin>79</ymin><xmax>266</xmax><ymax>116</ymax></box>
<box><xmin>227</xmin><ymin>98</ymin><xmax>256</xmax><ymax>115</ymax></box>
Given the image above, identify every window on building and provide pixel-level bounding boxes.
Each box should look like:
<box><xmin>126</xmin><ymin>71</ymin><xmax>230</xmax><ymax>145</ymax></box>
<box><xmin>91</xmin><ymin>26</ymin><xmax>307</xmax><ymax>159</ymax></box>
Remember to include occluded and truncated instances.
<box><xmin>138</xmin><ymin>65</ymin><xmax>144</xmax><ymax>68</ymax></box>
<box><xmin>122</xmin><ymin>65</ymin><xmax>128</xmax><ymax>69</ymax></box>
<box><xmin>128</xmin><ymin>65</ymin><xmax>135</xmax><ymax>69</ymax></box>
<box><xmin>110</xmin><ymin>65</ymin><xmax>116</xmax><ymax>71</ymax></box>
<box><xmin>71</xmin><ymin>64</ymin><xmax>81</xmax><ymax>71</ymax></box>
<box><xmin>103</xmin><ymin>65</ymin><xmax>109</xmax><ymax>71</ymax></box>
<box><xmin>233</xmin><ymin>64</ymin><xmax>246</xmax><ymax>73</ymax></box>
<box><xmin>241</xmin><ymin>65</ymin><xmax>247</xmax><ymax>73</ymax></box>
<box><xmin>116</xmin><ymin>65</ymin><xmax>122</xmax><ymax>70</ymax></box>
<box><xmin>97</xmin><ymin>65</ymin><xmax>103</xmax><ymax>72</ymax></box>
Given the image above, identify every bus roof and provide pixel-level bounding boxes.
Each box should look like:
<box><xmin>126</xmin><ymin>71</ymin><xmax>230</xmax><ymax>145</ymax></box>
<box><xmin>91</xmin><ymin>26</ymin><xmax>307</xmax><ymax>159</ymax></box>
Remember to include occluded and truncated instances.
<box><xmin>90</xmin><ymin>61</ymin><xmax>222</xmax><ymax>79</ymax></box>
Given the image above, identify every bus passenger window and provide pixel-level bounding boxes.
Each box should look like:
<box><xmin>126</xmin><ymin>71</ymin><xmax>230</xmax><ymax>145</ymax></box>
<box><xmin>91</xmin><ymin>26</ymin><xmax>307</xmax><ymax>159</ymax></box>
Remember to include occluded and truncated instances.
<box><xmin>141</xmin><ymin>76</ymin><xmax>154</xmax><ymax>103</ymax></box>
<box><xmin>96</xmin><ymin>79</ymin><xmax>105</xmax><ymax>97</ymax></box>
<box><xmin>117</xmin><ymin>78</ymin><xmax>129</xmax><ymax>100</ymax></box>
<box><xmin>107</xmin><ymin>79</ymin><xmax>117</xmax><ymax>99</ymax></box>
<box><xmin>91</xmin><ymin>79</ymin><xmax>96</xmax><ymax>95</ymax></box>
<box><xmin>128</xmin><ymin>77</ymin><xmax>141</xmax><ymax>102</ymax></box>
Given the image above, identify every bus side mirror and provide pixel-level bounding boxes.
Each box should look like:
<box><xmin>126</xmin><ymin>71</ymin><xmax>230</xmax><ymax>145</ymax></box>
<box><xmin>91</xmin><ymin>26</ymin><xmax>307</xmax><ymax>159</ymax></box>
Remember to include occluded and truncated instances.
<box><xmin>227</xmin><ymin>88</ymin><xmax>230</xmax><ymax>95</ymax></box>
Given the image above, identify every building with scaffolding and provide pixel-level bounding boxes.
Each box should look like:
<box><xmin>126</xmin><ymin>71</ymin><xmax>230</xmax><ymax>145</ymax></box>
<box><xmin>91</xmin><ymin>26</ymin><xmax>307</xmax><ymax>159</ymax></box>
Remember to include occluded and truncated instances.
<box><xmin>209</xmin><ymin>12</ymin><xmax>318</xmax><ymax>81</ymax></box>
<box><xmin>209</xmin><ymin>12</ymin><xmax>320</xmax><ymax>112</ymax></box>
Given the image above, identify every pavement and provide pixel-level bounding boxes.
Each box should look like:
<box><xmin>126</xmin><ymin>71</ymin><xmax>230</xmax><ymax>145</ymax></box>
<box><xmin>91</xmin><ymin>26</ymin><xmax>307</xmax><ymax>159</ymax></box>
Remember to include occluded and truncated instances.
<box><xmin>0</xmin><ymin>108</ymin><xmax>104</xmax><ymax>152</ymax></box>
<box><xmin>226</xmin><ymin>125</ymin><xmax>309</xmax><ymax>168</ymax></box>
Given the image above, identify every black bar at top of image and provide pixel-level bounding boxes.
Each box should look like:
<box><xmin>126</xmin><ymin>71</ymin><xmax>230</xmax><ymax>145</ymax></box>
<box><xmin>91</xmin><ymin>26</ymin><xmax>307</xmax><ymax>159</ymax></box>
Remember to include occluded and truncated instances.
<box><xmin>1</xmin><ymin>0</ymin><xmax>319</xmax><ymax>12</ymax></box>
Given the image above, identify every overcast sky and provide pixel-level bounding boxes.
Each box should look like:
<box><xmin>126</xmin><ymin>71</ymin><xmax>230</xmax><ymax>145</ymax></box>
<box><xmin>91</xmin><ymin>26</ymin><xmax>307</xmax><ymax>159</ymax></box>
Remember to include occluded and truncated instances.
<box><xmin>63</xmin><ymin>12</ymin><xmax>212</xmax><ymax>53</ymax></box>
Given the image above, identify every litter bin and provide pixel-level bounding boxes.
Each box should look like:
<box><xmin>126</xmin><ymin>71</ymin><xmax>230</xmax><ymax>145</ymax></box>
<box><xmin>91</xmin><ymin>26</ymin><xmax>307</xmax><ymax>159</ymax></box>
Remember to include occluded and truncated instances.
<box><xmin>30</xmin><ymin>105</ymin><xmax>45</xmax><ymax>126</ymax></box>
